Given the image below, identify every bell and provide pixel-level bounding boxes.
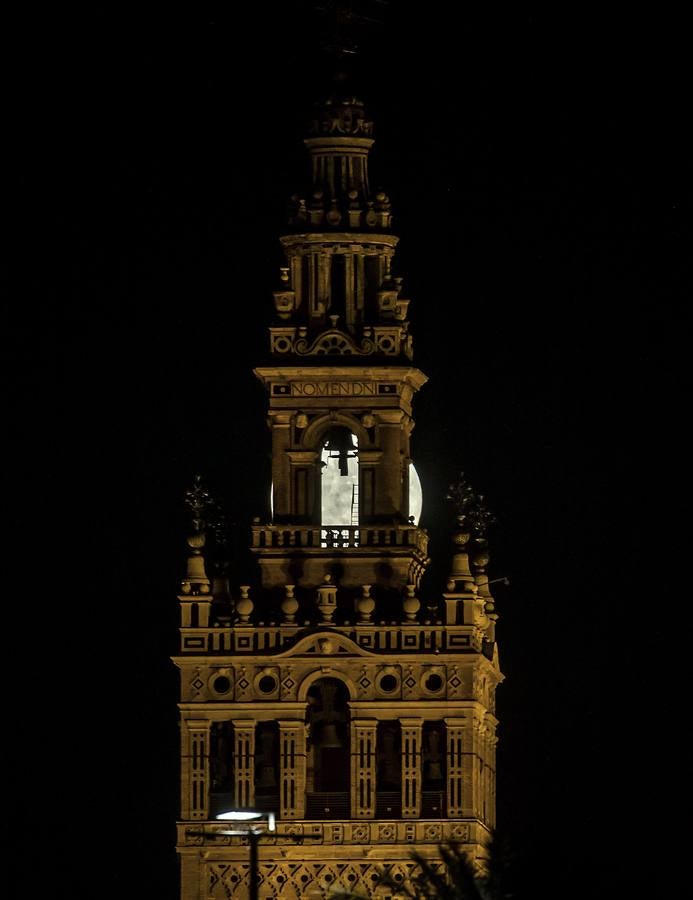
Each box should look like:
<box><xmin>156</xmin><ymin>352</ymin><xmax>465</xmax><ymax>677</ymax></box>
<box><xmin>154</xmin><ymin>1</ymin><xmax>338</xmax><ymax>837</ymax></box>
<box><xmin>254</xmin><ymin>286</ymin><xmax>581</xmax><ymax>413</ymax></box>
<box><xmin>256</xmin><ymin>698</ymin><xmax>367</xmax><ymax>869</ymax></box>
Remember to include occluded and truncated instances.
<box><xmin>324</xmin><ymin>429</ymin><xmax>357</xmax><ymax>476</ymax></box>
<box><xmin>320</xmin><ymin>722</ymin><xmax>343</xmax><ymax>748</ymax></box>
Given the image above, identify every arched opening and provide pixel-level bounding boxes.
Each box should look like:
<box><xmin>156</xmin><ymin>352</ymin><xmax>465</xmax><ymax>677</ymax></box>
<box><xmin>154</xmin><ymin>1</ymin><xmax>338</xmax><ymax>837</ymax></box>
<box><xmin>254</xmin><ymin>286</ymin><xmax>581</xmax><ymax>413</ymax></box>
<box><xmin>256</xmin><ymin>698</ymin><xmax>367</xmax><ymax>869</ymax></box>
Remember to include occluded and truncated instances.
<box><xmin>321</xmin><ymin>427</ymin><xmax>359</xmax><ymax>547</ymax></box>
<box><xmin>321</xmin><ymin>427</ymin><xmax>359</xmax><ymax>525</ymax></box>
<box><xmin>305</xmin><ymin>677</ymin><xmax>351</xmax><ymax>818</ymax></box>
<box><xmin>422</xmin><ymin>721</ymin><xmax>447</xmax><ymax>816</ymax></box>
<box><xmin>208</xmin><ymin>722</ymin><xmax>233</xmax><ymax>817</ymax></box>
<box><xmin>376</xmin><ymin>721</ymin><xmax>402</xmax><ymax>817</ymax></box>
<box><xmin>254</xmin><ymin>722</ymin><xmax>279</xmax><ymax>813</ymax></box>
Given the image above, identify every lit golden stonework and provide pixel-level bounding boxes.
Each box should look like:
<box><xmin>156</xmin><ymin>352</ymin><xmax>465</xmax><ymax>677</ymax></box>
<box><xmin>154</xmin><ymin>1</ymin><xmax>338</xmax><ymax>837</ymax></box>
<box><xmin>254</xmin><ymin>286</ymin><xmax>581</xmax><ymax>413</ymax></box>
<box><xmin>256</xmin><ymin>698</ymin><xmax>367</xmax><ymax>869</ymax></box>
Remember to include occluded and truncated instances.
<box><xmin>173</xmin><ymin>92</ymin><xmax>503</xmax><ymax>900</ymax></box>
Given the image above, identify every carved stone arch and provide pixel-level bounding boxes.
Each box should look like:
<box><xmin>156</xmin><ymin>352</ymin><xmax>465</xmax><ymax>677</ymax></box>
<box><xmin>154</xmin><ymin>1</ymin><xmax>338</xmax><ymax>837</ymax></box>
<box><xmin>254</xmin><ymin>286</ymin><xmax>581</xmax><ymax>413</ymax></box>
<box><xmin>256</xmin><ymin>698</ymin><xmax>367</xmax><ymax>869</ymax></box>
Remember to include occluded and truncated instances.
<box><xmin>297</xmin><ymin>667</ymin><xmax>358</xmax><ymax>702</ymax></box>
<box><xmin>301</xmin><ymin>412</ymin><xmax>370</xmax><ymax>451</ymax></box>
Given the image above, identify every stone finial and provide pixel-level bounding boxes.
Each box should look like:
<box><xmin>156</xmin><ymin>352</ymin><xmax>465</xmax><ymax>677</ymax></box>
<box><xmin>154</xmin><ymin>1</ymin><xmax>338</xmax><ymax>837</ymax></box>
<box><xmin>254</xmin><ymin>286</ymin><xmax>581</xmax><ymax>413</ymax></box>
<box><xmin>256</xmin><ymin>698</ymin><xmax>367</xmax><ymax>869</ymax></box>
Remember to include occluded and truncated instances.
<box><xmin>282</xmin><ymin>584</ymin><xmax>299</xmax><ymax>624</ymax></box>
<box><xmin>467</xmin><ymin>493</ymin><xmax>496</xmax><ymax>543</ymax></box>
<box><xmin>185</xmin><ymin>473</ymin><xmax>213</xmax><ymax>532</ymax></box>
<box><xmin>180</xmin><ymin>531</ymin><xmax>211</xmax><ymax>595</ymax></box>
<box><xmin>445</xmin><ymin>473</ymin><xmax>494</xmax><ymax>594</ymax></box>
<box><xmin>316</xmin><ymin>573</ymin><xmax>338</xmax><ymax>623</ymax></box>
<box><xmin>356</xmin><ymin>584</ymin><xmax>375</xmax><ymax>623</ymax></box>
<box><xmin>402</xmin><ymin>583</ymin><xmax>420</xmax><ymax>623</ymax></box>
<box><xmin>446</xmin><ymin>472</ymin><xmax>475</xmax><ymax>520</ymax></box>
<box><xmin>471</xmin><ymin>546</ymin><xmax>491</xmax><ymax>598</ymax></box>
<box><xmin>466</xmin><ymin>492</ymin><xmax>499</xmax><ymax>640</ymax></box>
<box><xmin>236</xmin><ymin>585</ymin><xmax>253</xmax><ymax>624</ymax></box>
<box><xmin>181</xmin><ymin>474</ymin><xmax>213</xmax><ymax>594</ymax></box>
<box><xmin>445</xmin><ymin>514</ymin><xmax>475</xmax><ymax>592</ymax></box>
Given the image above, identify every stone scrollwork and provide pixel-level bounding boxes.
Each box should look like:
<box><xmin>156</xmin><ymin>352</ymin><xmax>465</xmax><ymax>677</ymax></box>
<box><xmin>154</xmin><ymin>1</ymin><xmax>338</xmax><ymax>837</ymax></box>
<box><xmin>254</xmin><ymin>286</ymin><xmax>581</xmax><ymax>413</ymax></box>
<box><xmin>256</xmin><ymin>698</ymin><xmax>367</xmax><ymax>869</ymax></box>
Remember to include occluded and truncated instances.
<box><xmin>270</xmin><ymin>327</ymin><xmax>408</xmax><ymax>357</ymax></box>
<box><xmin>294</xmin><ymin>329</ymin><xmax>376</xmax><ymax>356</ymax></box>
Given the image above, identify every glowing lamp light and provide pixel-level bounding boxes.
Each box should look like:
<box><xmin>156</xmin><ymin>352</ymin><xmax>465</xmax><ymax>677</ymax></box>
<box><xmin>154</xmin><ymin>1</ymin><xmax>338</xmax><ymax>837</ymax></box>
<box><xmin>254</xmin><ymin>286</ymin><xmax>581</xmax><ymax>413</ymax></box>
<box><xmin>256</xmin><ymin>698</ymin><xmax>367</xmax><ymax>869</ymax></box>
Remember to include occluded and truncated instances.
<box><xmin>215</xmin><ymin>810</ymin><xmax>276</xmax><ymax>900</ymax></box>
<box><xmin>216</xmin><ymin>810</ymin><xmax>276</xmax><ymax>832</ymax></box>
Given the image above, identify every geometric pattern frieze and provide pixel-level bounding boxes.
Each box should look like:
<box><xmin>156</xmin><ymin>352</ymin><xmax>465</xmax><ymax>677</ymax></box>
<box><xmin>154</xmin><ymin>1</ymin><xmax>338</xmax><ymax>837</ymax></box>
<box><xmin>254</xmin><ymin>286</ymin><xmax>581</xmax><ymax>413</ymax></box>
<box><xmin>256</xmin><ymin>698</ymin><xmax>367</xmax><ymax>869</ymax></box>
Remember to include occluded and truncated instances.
<box><xmin>208</xmin><ymin>858</ymin><xmax>447</xmax><ymax>900</ymax></box>
<box><xmin>183</xmin><ymin>820</ymin><xmax>475</xmax><ymax>847</ymax></box>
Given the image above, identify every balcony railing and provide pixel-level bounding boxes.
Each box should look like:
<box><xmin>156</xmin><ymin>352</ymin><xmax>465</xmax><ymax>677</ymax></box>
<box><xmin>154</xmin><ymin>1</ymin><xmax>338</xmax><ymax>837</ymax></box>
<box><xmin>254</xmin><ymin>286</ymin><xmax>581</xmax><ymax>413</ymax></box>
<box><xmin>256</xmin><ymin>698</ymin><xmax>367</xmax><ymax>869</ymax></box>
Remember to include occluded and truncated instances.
<box><xmin>321</xmin><ymin>527</ymin><xmax>358</xmax><ymax>548</ymax></box>
<box><xmin>251</xmin><ymin>523</ymin><xmax>428</xmax><ymax>554</ymax></box>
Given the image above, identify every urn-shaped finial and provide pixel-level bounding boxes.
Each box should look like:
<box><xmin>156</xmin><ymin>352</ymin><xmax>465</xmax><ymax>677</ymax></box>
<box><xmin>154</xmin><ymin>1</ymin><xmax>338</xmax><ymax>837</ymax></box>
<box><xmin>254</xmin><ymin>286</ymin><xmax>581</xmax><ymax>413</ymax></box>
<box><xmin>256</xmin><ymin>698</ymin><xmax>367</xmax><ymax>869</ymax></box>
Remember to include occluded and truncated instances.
<box><xmin>236</xmin><ymin>585</ymin><xmax>254</xmax><ymax>624</ymax></box>
<box><xmin>316</xmin><ymin>574</ymin><xmax>338</xmax><ymax>623</ymax></box>
<box><xmin>356</xmin><ymin>584</ymin><xmax>375</xmax><ymax>623</ymax></box>
<box><xmin>282</xmin><ymin>584</ymin><xmax>299</xmax><ymax>623</ymax></box>
<box><xmin>402</xmin><ymin>583</ymin><xmax>420</xmax><ymax>623</ymax></box>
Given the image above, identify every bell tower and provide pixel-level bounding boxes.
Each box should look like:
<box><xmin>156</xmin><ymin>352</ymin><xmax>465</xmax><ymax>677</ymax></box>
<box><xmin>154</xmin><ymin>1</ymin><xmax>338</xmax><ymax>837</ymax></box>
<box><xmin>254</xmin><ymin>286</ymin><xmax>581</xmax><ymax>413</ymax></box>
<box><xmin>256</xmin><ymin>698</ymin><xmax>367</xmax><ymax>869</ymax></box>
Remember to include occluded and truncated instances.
<box><xmin>174</xmin><ymin>89</ymin><xmax>503</xmax><ymax>900</ymax></box>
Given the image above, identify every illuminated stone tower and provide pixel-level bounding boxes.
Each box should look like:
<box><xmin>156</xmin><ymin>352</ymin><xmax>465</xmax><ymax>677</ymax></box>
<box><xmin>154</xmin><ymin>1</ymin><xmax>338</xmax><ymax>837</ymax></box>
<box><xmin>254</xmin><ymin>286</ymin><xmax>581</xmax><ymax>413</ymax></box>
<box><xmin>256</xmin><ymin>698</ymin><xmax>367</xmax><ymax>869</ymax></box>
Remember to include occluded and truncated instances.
<box><xmin>174</xmin><ymin>91</ymin><xmax>503</xmax><ymax>899</ymax></box>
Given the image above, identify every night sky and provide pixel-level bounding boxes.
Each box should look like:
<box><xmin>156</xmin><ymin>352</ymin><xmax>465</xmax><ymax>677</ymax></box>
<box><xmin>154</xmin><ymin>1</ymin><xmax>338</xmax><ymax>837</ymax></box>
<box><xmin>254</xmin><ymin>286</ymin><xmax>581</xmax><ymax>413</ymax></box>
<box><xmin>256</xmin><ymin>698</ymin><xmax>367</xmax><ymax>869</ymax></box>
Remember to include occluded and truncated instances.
<box><xmin>11</xmin><ymin>7</ymin><xmax>687</xmax><ymax>899</ymax></box>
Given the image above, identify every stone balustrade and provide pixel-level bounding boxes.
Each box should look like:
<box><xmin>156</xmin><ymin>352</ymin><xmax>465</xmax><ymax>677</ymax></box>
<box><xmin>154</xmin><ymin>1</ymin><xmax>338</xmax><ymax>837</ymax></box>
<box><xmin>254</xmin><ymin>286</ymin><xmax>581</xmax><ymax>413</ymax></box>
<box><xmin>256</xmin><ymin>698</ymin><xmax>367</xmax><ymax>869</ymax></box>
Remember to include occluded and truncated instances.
<box><xmin>251</xmin><ymin>523</ymin><xmax>428</xmax><ymax>554</ymax></box>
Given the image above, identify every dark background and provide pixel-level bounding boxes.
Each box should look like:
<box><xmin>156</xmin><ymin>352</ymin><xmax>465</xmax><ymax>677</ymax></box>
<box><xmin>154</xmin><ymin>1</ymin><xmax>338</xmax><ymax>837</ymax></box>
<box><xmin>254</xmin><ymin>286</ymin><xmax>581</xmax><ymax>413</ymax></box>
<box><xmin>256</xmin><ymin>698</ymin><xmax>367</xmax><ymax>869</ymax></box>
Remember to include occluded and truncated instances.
<box><xmin>11</xmin><ymin>5</ymin><xmax>687</xmax><ymax>899</ymax></box>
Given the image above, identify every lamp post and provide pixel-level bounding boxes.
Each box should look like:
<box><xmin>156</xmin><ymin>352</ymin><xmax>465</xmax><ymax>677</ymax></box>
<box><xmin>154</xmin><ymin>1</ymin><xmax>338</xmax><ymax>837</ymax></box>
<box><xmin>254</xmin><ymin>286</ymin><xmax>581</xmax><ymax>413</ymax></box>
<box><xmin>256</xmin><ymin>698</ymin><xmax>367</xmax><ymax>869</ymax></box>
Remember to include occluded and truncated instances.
<box><xmin>215</xmin><ymin>810</ymin><xmax>276</xmax><ymax>900</ymax></box>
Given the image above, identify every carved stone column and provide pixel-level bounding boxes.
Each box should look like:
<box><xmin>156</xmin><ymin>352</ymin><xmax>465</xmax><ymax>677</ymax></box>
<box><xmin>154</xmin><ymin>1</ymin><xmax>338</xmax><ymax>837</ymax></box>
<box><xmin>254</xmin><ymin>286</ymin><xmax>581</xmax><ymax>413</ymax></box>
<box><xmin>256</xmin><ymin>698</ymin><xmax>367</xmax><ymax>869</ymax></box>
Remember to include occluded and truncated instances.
<box><xmin>375</xmin><ymin>412</ymin><xmax>404</xmax><ymax>518</ymax></box>
<box><xmin>287</xmin><ymin>450</ymin><xmax>319</xmax><ymax>521</ymax></box>
<box><xmin>278</xmin><ymin>720</ymin><xmax>307</xmax><ymax>819</ymax></box>
<box><xmin>489</xmin><ymin>728</ymin><xmax>498</xmax><ymax>829</ymax></box>
<box><xmin>269</xmin><ymin>415</ymin><xmax>292</xmax><ymax>520</ymax></box>
<box><xmin>471</xmin><ymin>714</ymin><xmax>484</xmax><ymax>820</ymax></box>
<box><xmin>232</xmin><ymin>720</ymin><xmax>256</xmax><ymax>811</ymax></box>
<box><xmin>400</xmin><ymin>717</ymin><xmax>423</xmax><ymax>818</ymax></box>
<box><xmin>444</xmin><ymin>717</ymin><xmax>466</xmax><ymax>818</ymax></box>
<box><xmin>351</xmin><ymin>718</ymin><xmax>377</xmax><ymax>818</ymax></box>
<box><xmin>180</xmin><ymin>719</ymin><xmax>211</xmax><ymax>820</ymax></box>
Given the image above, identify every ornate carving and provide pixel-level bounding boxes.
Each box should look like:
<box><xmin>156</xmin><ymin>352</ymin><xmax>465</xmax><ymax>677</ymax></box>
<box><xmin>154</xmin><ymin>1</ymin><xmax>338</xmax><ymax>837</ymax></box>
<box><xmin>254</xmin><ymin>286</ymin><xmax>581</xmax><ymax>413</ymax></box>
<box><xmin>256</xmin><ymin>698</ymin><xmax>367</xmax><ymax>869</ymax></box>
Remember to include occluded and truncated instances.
<box><xmin>316</xmin><ymin>574</ymin><xmax>337</xmax><ymax>623</ymax></box>
<box><xmin>309</xmin><ymin>97</ymin><xmax>374</xmax><ymax>137</ymax></box>
<box><xmin>467</xmin><ymin>493</ymin><xmax>496</xmax><ymax>542</ymax></box>
<box><xmin>294</xmin><ymin>328</ymin><xmax>376</xmax><ymax>356</ymax></box>
<box><xmin>184</xmin><ymin>473</ymin><xmax>213</xmax><ymax>532</ymax></box>
<box><xmin>446</xmin><ymin>472</ymin><xmax>475</xmax><ymax>522</ymax></box>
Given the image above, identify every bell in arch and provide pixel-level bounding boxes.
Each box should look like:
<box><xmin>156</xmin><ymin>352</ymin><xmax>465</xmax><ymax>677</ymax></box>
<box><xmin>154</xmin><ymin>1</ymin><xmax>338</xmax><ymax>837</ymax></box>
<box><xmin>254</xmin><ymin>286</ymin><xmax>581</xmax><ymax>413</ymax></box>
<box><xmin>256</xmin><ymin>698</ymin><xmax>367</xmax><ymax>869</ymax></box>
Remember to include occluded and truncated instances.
<box><xmin>320</xmin><ymin>722</ymin><xmax>344</xmax><ymax>749</ymax></box>
<box><xmin>324</xmin><ymin>428</ymin><xmax>357</xmax><ymax>476</ymax></box>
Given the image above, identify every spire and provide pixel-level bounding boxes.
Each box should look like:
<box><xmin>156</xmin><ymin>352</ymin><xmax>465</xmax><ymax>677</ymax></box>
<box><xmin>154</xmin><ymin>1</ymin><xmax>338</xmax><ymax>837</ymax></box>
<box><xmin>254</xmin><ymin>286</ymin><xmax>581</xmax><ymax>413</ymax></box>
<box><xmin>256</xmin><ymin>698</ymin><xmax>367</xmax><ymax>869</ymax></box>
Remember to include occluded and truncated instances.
<box><xmin>467</xmin><ymin>492</ymin><xmax>500</xmax><ymax>644</ymax></box>
<box><xmin>287</xmin><ymin>94</ymin><xmax>393</xmax><ymax>233</ymax></box>
<box><xmin>180</xmin><ymin>474</ymin><xmax>212</xmax><ymax>595</ymax></box>
<box><xmin>443</xmin><ymin>473</ymin><xmax>499</xmax><ymax>641</ymax></box>
<box><xmin>269</xmin><ymin>50</ymin><xmax>412</xmax><ymax>358</ymax></box>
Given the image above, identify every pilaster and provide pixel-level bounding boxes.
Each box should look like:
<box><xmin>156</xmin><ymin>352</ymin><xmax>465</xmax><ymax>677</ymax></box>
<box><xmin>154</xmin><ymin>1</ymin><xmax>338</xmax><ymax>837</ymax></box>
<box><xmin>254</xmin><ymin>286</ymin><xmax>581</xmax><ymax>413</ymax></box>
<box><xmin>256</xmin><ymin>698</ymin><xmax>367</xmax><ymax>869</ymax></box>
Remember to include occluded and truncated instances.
<box><xmin>444</xmin><ymin>716</ymin><xmax>465</xmax><ymax>818</ymax></box>
<box><xmin>278</xmin><ymin>720</ymin><xmax>307</xmax><ymax>819</ymax></box>
<box><xmin>180</xmin><ymin>719</ymin><xmax>211</xmax><ymax>820</ymax></box>
<box><xmin>400</xmin><ymin>717</ymin><xmax>423</xmax><ymax>818</ymax></box>
<box><xmin>232</xmin><ymin>720</ymin><xmax>256</xmax><ymax>811</ymax></box>
<box><xmin>351</xmin><ymin>718</ymin><xmax>377</xmax><ymax>818</ymax></box>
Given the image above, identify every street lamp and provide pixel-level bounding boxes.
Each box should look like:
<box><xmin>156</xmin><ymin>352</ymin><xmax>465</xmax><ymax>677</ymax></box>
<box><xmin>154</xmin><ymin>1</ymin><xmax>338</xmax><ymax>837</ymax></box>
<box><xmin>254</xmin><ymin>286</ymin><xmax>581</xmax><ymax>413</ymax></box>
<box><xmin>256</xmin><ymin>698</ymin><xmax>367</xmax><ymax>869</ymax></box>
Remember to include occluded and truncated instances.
<box><xmin>215</xmin><ymin>810</ymin><xmax>276</xmax><ymax>900</ymax></box>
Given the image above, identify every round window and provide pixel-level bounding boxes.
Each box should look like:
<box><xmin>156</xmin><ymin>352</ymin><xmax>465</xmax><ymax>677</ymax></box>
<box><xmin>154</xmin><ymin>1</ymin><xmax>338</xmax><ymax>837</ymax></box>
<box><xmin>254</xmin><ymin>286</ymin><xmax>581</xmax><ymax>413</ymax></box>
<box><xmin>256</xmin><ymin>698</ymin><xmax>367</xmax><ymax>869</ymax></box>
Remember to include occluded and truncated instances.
<box><xmin>379</xmin><ymin>674</ymin><xmax>398</xmax><ymax>693</ymax></box>
<box><xmin>258</xmin><ymin>675</ymin><xmax>278</xmax><ymax>694</ymax></box>
<box><xmin>212</xmin><ymin>675</ymin><xmax>232</xmax><ymax>694</ymax></box>
<box><xmin>424</xmin><ymin>673</ymin><xmax>443</xmax><ymax>693</ymax></box>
